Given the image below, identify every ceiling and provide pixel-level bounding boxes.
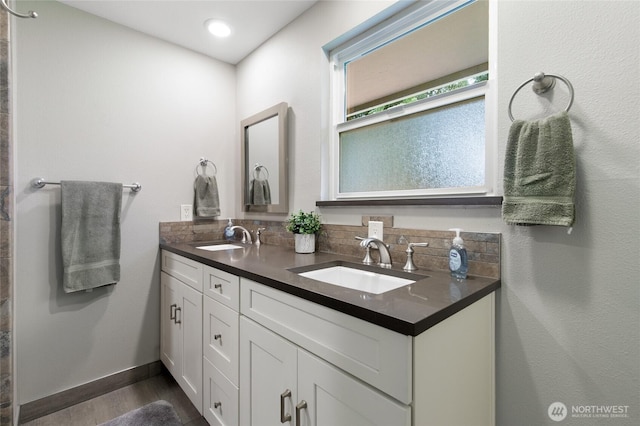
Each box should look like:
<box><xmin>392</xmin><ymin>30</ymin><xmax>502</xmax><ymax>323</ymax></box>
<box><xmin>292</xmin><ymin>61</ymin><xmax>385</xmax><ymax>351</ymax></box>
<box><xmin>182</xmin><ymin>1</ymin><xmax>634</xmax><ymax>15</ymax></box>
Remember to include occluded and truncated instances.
<box><xmin>58</xmin><ymin>0</ymin><xmax>318</xmax><ymax>64</ymax></box>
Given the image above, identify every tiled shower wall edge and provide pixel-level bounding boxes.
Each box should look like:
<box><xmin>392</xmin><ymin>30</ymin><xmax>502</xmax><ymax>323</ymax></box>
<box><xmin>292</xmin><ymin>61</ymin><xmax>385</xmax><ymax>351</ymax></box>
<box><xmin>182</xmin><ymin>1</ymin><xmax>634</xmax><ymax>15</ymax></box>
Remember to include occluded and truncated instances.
<box><xmin>160</xmin><ymin>219</ymin><xmax>500</xmax><ymax>280</ymax></box>
<box><xmin>0</xmin><ymin>9</ymin><xmax>13</xmax><ymax>426</ymax></box>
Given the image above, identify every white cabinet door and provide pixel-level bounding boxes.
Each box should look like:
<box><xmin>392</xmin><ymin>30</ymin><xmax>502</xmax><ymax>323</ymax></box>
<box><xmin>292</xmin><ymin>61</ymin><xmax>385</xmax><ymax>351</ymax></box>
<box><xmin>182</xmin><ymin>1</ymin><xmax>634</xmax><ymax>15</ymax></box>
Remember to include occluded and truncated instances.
<box><xmin>297</xmin><ymin>350</ymin><xmax>411</xmax><ymax>426</ymax></box>
<box><xmin>179</xmin><ymin>281</ymin><xmax>203</xmax><ymax>413</ymax></box>
<box><xmin>240</xmin><ymin>317</ymin><xmax>297</xmax><ymax>426</ymax></box>
<box><xmin>240</xmin><ymin>317</ymin><xmax>410</xmax><ymax>426</ymax></box>
<box><xmin>160</xmin><ymin>272</ymin><xmax>180</xmax><ymax>376</ymax></box>
<box><xmin>160</xmin><ymin>271</ymin><xmax>203</xmax><ymax>414</ymax></box>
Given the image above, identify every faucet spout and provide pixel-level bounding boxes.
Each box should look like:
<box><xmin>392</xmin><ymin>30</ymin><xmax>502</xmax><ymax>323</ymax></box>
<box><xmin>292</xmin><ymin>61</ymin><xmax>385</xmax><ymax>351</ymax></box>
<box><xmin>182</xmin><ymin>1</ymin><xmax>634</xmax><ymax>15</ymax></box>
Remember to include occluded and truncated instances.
<box><xmin>229</xmin><ymin>225</ymin><xmax>253</xmax><ymax>244</ymax></box>
<box><xmin>359</xmin><ymin>237</ymin><xmax>392</xmax><ymax>268</ymax></box>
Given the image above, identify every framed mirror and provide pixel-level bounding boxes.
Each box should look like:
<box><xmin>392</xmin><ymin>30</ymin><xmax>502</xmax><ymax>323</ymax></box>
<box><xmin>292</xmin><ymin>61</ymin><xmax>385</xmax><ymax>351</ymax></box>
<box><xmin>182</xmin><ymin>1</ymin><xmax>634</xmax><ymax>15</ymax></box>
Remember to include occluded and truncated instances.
<box><xmin>241</xmin><ymin>102</ymin><xmax>289</xmax><ymax>213</ymax></box>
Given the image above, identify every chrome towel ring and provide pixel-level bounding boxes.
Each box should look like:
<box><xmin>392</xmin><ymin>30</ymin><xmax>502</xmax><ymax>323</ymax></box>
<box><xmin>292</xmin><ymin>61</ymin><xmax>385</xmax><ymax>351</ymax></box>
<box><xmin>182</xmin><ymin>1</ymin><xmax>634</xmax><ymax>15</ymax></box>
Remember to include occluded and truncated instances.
<box><xmin>196</xmin><ymin>157</ymin><xmax>217</xmax><ymax>177</ymax></box>
<box><xmin>508</xmin><ymin>72</ymin><xmax>574</xmax><ymax>122</ymax></box>
<box><xmin>252</xmin><ymin>163</ymin><xmax>270</xmax><ymax>180</ymax></box>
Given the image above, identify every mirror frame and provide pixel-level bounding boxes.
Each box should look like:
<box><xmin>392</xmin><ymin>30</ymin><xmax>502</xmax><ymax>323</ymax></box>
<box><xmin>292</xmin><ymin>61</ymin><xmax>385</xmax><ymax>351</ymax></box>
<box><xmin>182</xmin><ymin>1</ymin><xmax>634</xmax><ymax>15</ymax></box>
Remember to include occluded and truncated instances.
<box><xmin>241</xmin><ymin>102</ymin><xmax>289</xmax><ymax>213</ymax></box>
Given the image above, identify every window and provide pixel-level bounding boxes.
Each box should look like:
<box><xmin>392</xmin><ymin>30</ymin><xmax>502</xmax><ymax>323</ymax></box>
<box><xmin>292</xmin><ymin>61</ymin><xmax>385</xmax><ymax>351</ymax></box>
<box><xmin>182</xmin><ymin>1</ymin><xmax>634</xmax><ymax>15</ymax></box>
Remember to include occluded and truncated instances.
<box><xmin>327</xmin><ymin>0</ymin><xmax>495</xmax><ymax>200</ymax></box>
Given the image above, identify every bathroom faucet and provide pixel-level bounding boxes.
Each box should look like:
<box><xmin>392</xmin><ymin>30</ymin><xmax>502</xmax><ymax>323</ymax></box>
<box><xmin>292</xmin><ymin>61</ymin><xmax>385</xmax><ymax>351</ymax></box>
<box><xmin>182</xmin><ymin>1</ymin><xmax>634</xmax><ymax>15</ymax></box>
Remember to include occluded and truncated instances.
<box><xmin>358</xmin><ymin>237</ymin><xmax>393</xmax><ymax>268</ymax></box>
<box><xmin>229</xmin><ymin>225</ymin><xmax>252</xmax><ymax>244</ymax></box>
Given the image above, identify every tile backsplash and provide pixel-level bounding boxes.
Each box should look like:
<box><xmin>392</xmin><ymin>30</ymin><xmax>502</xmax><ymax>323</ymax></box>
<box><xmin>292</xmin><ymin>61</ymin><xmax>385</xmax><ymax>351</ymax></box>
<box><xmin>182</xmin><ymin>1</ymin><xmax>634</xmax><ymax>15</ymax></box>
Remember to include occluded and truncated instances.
<box><xmin>160</xmin><ymin>219</ymin><xmax>500</xmax><ymax>279</ymax></box>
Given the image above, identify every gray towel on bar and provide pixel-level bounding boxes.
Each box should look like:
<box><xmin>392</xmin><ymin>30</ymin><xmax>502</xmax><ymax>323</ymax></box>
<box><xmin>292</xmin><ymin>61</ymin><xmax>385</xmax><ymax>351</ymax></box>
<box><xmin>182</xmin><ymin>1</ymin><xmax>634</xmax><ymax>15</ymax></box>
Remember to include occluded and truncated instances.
<box><xmin>502</xmin><ymin>111</ymin><xmax>576</xmax><ymax>227</ymax></box>
<box><xmin>194</xmin><ymin>175</ymin><xmax>220</xmax><ymax>217</ymax></box>
<box><xmin>61</xmin><ymin>181</ymin><xmax>122</xmax><ymax>293</ymax></box>
<box><xmin>249</xmin><ymin>179</ymin><xmax>271</xmax><ymax>205</ymax></box>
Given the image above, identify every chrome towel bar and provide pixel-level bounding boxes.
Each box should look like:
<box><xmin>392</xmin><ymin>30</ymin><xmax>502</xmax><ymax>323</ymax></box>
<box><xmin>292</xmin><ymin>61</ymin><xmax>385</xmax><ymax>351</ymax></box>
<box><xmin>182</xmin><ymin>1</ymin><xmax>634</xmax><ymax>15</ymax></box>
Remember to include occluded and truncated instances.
<box><xmin>31</xmin><ymin>177</ymin><xmax>142</xmax><ymax>193</ymax></box>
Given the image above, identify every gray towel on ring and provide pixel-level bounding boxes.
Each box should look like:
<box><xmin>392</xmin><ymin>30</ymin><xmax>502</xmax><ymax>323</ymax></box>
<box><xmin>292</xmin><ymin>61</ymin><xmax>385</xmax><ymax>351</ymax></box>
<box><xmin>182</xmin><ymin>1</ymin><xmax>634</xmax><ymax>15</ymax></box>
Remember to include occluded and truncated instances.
<box><xmin>249</xmin><ymin>179</ymin><xmax>271</xmax><ymax>205</ymax></box>
<box><xmin>194</xmin><ymin>175</ymin><xmax>220</xmax><ymax>217</ymax></box>
<box><xmin>502</xmin><ymin>111</ymin><xmax>576</xmax><ymax>226</ymax></box>
<box><xmin>61</xmin><ymin>181</ymin><xmax>122</xmax><ymax>293</ymax></box>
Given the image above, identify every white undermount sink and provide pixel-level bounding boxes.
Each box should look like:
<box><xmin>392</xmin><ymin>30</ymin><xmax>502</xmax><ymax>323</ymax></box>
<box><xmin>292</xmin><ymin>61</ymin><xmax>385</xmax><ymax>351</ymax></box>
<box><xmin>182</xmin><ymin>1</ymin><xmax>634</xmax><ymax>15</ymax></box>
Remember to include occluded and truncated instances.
<box><xmin>196</xmin><ymin>244</ymin><xmax>244</xmax><ymax>251</ymax></box>
<box><xmin>297</xmin><ymin>265</ymin><xmax>416</xmax><ymax>294</ymax></box>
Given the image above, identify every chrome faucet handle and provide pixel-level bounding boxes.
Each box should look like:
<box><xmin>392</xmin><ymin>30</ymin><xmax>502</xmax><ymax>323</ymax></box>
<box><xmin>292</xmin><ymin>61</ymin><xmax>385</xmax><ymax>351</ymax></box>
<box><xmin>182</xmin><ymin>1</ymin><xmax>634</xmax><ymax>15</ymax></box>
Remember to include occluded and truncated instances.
<box><xmin>255</xmin><ymin>228</ymin><xmax>265</xmax><ymax>247</ymax></box>
<box><xmin>355</xmin><ymin>236</ymin><xmax>375</xmax><ymax>264</ymax></box>
<box><xmin>403</xmin><ymin>242</ymin><xmax>429</xmax><ymax>272</ymax></box>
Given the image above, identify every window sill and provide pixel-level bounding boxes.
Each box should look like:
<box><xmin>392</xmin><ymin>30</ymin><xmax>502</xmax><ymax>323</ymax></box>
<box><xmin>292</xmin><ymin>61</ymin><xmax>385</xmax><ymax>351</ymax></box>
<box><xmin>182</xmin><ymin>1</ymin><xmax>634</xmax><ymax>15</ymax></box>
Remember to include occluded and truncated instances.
<box><xmin>316</xmin><ymin>196</ymin><xmax>503</xmax><ymax>207</ymax></box>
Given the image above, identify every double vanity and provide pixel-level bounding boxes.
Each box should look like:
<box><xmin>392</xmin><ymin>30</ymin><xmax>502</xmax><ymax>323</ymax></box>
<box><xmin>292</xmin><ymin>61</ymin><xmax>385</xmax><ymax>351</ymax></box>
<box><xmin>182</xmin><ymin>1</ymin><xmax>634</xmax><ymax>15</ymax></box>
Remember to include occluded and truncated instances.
<box><xmin>159</xmin><ymin>240</ymin><xmax>500</xmax><ymax>426</ymax></box>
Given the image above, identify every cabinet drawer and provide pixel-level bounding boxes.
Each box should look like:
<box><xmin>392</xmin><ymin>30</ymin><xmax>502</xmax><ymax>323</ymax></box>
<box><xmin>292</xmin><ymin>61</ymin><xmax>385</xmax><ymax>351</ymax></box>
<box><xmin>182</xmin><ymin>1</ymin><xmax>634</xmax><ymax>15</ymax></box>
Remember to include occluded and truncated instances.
<box><xmin>240</xmin><ymin>278</ymin><xmax>412</xmax><ymax>404</ymax></box>
<box><xmin>203</xmin><ymin>357</ymin><xmax>239</xmax><ymax>426</ymax></box>
<box><xmin>161</xmin><ymin>250</ymin><xmax>203</xmax><ymax>292</ymax></box>
<box><xmin>204</xmin><ymin>296</ymin><xmax>239</xmax><ymax>385</ymax></box>
<box><xmin>203</xmin><ymin>265</ymin><xmax>240</xmax><ymax>311</ymax></box>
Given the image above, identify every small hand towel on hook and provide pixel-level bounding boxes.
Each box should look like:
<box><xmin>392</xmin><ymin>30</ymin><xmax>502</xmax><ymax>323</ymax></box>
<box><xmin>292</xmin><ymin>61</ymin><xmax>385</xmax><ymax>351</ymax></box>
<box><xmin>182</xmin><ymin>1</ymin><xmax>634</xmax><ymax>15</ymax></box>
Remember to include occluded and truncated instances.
<box><xmin>61</xmin><ymin>181</ymin><xmax>122</xmax><ymax>293</ymax></box>
<box><xmin>502</xmin><ymin>111</ymin><xmax>576</xmax><ymax>227</ymax></box>
<box><xmin>194</xmin><ymin>160</ymin><xmax>220</xmax><ymax>217</ymax></box>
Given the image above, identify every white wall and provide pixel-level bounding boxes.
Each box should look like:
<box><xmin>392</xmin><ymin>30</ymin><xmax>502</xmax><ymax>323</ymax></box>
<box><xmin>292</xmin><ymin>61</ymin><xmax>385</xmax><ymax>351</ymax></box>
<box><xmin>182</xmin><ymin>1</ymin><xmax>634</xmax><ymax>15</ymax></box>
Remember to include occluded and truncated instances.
<box><xmin>236</xmin><ymin>0</ymin><xmax>397</xmax><ymax>214</ymax></box>
<box><xmin>237</xmin><ymin>1</ymin><xmax>640</xmax><ymax>425</ymax></box>
<box><xmin>14</xmin><ymin>1</ymin><xmax>236</xmax><ymax>403</ymax></box>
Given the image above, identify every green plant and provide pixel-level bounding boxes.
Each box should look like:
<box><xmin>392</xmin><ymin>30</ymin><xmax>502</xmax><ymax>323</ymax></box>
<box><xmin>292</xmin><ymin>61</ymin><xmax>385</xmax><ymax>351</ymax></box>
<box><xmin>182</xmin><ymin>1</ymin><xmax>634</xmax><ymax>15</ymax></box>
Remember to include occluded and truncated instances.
<box><xmin>285</xmin><ymin>210</ymin><xmax>321</xmax><ymax>234</ymax></box>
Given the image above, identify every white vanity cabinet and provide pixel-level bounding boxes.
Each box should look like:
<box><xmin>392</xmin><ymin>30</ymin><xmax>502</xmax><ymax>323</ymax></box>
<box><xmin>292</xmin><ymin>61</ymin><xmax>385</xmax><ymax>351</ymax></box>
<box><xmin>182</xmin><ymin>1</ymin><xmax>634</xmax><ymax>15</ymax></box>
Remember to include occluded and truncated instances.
<box><xmin>160</xmin><ymin>251</ymin><xmax>203</xmax><ymax>414</ymax></box>
<box><xmin>160</xmin><ymin>249</ymin><xmax>496</xmax><ymax>426</ymax></box>
<box><xmin>240</xmin><ymin>278</ymin><xmax>496</xmax><ymax>426</ymax></box>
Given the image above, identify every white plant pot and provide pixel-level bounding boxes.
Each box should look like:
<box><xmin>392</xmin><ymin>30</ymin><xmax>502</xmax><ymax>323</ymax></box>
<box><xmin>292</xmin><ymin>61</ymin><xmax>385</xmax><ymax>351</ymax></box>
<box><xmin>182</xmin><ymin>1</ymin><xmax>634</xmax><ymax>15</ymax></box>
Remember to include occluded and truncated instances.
<box><xmin>294</xmin><ymin>233</ymin><xmax>316</xmax><ymax>254</ymax></box>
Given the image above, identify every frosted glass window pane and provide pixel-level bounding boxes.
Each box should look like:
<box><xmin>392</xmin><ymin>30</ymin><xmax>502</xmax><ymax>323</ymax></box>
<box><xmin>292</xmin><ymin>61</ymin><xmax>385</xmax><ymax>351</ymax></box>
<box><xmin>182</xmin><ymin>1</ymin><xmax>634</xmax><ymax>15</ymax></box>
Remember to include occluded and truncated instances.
<box><xmin>339</xmin><ymin>97</ymin><xmax>484</xmax><ymax>193</ymax></box>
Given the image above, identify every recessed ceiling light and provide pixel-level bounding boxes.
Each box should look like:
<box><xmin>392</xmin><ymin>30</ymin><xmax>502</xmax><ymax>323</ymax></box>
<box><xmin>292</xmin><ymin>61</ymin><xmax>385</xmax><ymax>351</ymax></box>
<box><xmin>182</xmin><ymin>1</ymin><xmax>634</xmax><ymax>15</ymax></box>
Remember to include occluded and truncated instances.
<box><xmin>205</xmin><ymin>19</ymin><xmax>231</xmax><ymax>38</ymax></box>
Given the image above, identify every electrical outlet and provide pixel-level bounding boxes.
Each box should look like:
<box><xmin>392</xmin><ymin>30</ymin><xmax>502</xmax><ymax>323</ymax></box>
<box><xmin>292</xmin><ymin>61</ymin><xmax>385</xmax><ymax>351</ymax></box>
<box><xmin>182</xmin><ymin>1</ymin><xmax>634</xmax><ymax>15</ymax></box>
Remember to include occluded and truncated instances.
<box><xmin>180</xmin><ymin>204</ymin><xmax>193</xmax><ymax>221</ymax></box>
<box><xmin>368</xmin><ymin>221</ymin><xmax>384</xmax><ymax>240</ymax></box>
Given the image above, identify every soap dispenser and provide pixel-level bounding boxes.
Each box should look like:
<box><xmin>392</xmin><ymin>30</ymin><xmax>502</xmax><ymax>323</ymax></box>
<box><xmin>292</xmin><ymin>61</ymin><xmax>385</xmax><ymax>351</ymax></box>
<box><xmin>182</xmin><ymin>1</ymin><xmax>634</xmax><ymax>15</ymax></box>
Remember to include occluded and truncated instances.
<box><xmin>224</xmin><ymin>218</ymin><xmax>235</xmax><ymax>241</ymax></box>
<box><xmin>448</xmin><ymin>228</ymin><xmax>468</xmax><ymax>279</ymax></box>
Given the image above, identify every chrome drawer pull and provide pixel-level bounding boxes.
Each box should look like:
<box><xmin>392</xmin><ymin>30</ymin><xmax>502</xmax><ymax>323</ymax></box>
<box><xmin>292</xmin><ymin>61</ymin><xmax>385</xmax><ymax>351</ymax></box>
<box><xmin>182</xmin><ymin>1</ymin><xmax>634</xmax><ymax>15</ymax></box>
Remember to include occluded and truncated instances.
<box><xmin>175</xmin><ymin>307</ymin><xmax>181</xmax><ymax>324</ymax></box>
<box><xmin>214</xmin><ymin>334</ymin><xmax>222</xmax><ymax>341</ymax></box>
<box><xmin>295</xmin><ymin>400</ymin><xmax>307</xmax><ymax>425</ymax></box>
<box><xmin>280</xmin><ymin>389</ymin><xmax>292</xmax><ymax>423</ymax></box>
<box><xmin>214</xmin><ymin>401</ymin><xmax>222</xmax><ymax>409</ymax></box>
<box><xmin>170</xmin><ymin>303</ymin><xmax>177</xmax><ymax>321</ymax></box>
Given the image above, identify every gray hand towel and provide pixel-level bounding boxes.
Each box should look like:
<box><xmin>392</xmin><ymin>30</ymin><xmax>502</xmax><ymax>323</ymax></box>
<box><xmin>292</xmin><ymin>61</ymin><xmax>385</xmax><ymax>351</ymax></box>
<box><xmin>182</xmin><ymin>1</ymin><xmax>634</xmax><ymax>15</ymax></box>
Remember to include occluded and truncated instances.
<box><xmin>61</xmin><ymin>181</ymin><xmax>122</xmax><ymax>293</ymax></box>
<box><xmin>502</xmin><ymin>111</ymin><xmax>576</xmax><ymax>226</ymax></box>
<box><xmin>194</xmin><ymin>175</ymin><xmax>220</xmax><ymax>217</ymax></box>
<box><xmin>249</xmin><ymin>179</ymin><xmax>271</xmax><ymax>205</ymax></box>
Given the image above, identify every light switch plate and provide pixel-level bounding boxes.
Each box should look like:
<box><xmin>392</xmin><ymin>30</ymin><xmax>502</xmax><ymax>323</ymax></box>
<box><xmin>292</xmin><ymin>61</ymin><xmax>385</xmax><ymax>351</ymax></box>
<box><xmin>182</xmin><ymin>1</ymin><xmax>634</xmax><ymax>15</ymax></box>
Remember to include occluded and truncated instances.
<box><xmin>180</xmin><ymin>204</ymin><xmax>193</xmax><ymax>221</ymax></box>
<box><xmin>368</xmin><ymin>221</ymin><xmax>384</xmax><ymax>240</ymax></box>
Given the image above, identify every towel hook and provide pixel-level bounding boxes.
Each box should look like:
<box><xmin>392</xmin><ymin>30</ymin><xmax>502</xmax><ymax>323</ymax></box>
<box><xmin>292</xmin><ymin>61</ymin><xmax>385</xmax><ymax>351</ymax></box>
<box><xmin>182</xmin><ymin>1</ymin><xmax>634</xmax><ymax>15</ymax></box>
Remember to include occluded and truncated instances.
<box><xmin>1</xmin><ymin>0</ymin><xmax>37</xmax><ymax>18</ymax></box>
<box><xmin>196</xmin><ymin>157</ymin><xmax>217</xmax><ymax>177</ymax></box>
<box><xmin>508</xmin><ymin>72</ymin><xmax>574</xmax><ymax>122</ymax></box>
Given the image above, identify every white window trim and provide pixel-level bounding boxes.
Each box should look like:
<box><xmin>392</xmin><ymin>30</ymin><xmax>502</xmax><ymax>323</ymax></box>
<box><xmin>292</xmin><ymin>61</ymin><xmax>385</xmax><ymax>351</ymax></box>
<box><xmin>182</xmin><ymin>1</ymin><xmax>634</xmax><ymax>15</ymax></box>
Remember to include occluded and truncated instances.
<box><xmin>327</xmin><ymin>0</ymin><xmax>498</xmax><ymax>200</ymax></box>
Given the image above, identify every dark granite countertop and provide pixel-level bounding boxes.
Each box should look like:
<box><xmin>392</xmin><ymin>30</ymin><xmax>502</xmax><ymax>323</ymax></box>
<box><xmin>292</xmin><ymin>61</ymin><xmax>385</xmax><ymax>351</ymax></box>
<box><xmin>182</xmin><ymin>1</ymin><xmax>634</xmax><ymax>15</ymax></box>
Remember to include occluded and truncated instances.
<box><xmin>160</xmin><ymin>241</ymin><xmax>500</xmax><ymax>336</ymax></box>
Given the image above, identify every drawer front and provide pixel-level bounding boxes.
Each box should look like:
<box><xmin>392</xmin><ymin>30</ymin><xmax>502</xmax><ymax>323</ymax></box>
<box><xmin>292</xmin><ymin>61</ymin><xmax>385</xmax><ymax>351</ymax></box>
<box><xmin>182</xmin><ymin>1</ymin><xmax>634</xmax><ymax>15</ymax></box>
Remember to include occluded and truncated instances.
<box><xmin>203</xmin><ymin>357</ymin><xmax>239</xmax><ymax>426</ymax></box>
<box><xmin>240</xmin><ymin>279</ymin><xmax>412</xmax><ymax>404</ymax></box>
<box><xmin>203</xmin><ymin>265</ymin><xmax>240</xmax><ymax>311</ymax></box>
<box><xmin>161</xmin><ymin>250</ymin><xmax>203</xmax><ymax>292</ymax></box>
<box><xmin>204</xmin><ymin>296</ymin><xmax>239</xmax><ymax>385</ymax></box>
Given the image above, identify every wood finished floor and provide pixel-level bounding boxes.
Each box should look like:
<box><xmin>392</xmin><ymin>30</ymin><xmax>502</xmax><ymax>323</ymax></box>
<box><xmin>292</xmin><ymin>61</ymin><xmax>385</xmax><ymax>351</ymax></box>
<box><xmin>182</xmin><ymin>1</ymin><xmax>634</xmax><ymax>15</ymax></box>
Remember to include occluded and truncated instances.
<box><xmin>20</xmin><ymin>371</ymin><xmax>207</xmax><ymax>426</ymax></box>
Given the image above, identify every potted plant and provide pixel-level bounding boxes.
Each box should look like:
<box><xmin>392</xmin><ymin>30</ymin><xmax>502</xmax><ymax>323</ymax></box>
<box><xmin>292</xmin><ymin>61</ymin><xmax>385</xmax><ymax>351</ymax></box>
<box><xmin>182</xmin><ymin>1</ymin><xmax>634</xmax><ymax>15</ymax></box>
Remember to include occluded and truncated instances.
<box><xmin>286</xmin><ymin>210</ymin><xmax>321</xmax><ymax>253</ymax></box>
